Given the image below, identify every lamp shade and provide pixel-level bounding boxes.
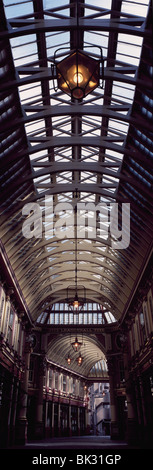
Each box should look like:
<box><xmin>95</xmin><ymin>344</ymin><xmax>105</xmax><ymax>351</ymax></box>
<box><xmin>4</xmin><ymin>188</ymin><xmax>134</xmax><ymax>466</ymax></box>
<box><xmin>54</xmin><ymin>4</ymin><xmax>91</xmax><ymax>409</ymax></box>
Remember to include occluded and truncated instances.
<box><xmin>56</xmin><ymin>50</ymin><xmax>100</xmax><ymax>99</ymax></box>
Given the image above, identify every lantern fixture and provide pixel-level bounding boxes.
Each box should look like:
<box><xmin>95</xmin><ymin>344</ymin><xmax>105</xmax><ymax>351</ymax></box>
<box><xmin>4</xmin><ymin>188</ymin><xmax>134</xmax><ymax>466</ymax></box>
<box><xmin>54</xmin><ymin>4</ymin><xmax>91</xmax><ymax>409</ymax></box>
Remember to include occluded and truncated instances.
<box><xmin>71</xmin><ymin>336</ymin><xmax>82</xmax><ymax>353</ymax></box>
<box><xmin>53</xmin><ymin>47</ymin><xmax>104</xmax><ymax>100</ymax></box>
<box><xmin>77</xmin><ymin>353</ymin><xmax>83</xmax><ymax>366</ymax></box>
<box><xmin>67</xmin><ymin>286</ymin><xmax>86</xmax><ymax>313</ymax></box>
<box><xmin>66</xmin><ymin>353</ymin><xmax>72</xmax><ymax>366</ymax></box>
<box><xmin>52</xmin><ymin>0</ymin><xmax>104</xmax><ymax>100</ymax></box>
<box><xmin>73</xmin><ymin>294</ymin><xmax>80</xmax><ymax>310</ymax></box>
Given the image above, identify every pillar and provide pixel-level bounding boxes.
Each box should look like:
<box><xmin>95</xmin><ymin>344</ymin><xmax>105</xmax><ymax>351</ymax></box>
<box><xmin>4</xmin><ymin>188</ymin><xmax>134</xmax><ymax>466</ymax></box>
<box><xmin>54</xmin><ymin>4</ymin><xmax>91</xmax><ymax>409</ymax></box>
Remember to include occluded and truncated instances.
<box><xmin>45</xmin><ymin>399</ymin><xmax>49</xmax><ymax>438</ymax></box>
<box><xmin>51</xmin><ymin>401</ymin><xmax>55</xmax><ymax>437</ymax></box>
<box><xmin>138</xmin><ymin>374</ymin><xmax>149</xmax><ymax>444</ymax></box>
<box><xmin>8</xmin><ymin>376</ymin><xmax>19</xmax><ymax>446</ymax></box>
<box><xmin>124</xmin><ymin>352</ymin><xmax>138</xmax><ymax>445</ymax></box>
<box><xmin>35</xmin><ymin>355</ymin><xmax>46</xmax><ymax>439</ymax></box>
<box><xmin>51</xmin><ymin>368</ymin><xmax>55</xmax><ymax>390</ymax></box>
<box><xmin>85</xmin><ymin>407</ymin><xmax>88</xmax><ymax>434</ymax></box>
<box><xmin>44</xmin><ymin>366</ymin><xmax>49</xmax><ymax>437</ymax></box>
<box><xmin>58</xmin><ymin>401</ymin><xmax>61</xmax><ymax>436</ymax></box>
<box><xmin>16</xmin><ymin>339</ymin><xmax>32</xmax><ymax>445</ymax></box>
<box><xmin>107</xmin><ymin>357</ymin><xmax>119</xmax><ymax>439</ymax></box>
<box><xmin>76</xmin><ymin>379</ymin><xmax>79</xmax><ymax>397</ymax></box>
<box><xmin>7</xmin><ymin>375</ymin><xmax>14</xmax><ymax>446</ymax></box>
<box><xmin>66</xmin><ymin>375</ymin><xmax>69</xmax><ymax>394</ymax></box>
<box><xmin>134</xmin><ymin>377</ymin><xmax>142</xmax><ymax>429</ymax></box>
<box><xmin>11</xmin><ymin>379</ymin><xmax>19</xmax><ymax>445</ymax></box>
<box><xmin>68</xmin><ymin>403</ymin><xmax>72</xmax><ymax>436</ymax></box>
<box><xmin>138</xmin><ymin>375</ymin><xmax>147</xmax><ymax>428</ymax></box>
<box><xmin>58</xmin><ymin>371</ymin><xmax>61</xmax><ymax>393</ymax></box>
<box><xmin>78</xmin><ymin>406</ymin><xmax>80</xmax><ymax>436</ymax></box>
<box><xmin>46</xmin><ymin>367</ymin><xmax>49</xmax><ymax>390</ymax></box>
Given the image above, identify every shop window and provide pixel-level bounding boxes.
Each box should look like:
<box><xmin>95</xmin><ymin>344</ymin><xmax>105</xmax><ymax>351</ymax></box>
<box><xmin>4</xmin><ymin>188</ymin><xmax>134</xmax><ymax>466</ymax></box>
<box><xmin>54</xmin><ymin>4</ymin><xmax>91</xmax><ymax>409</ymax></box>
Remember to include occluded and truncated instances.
<box><xmin>80</xmin><ymin>407</ymin><xmax>85</xmax><ymax>432</ymax></box>
<box><xmin>19</xmin><ymin>329</ymin><xmax>24</xmax><ymax>357</ymax></box>
<box><xmin>136</xmin><ymin>320</ymin><xmax>141</xmax><ymax>349</ymax></box>
<box><xmin>55</xmin><ymin>372</ymin><xmax>58</xmax><ymax>390</ymax></box>
<box><xmin>16</xmin><ymin>323</ymin><xmax>22</xmax><ymax>355</ymax></box>
<box><xmin>49</xmin><ymin>369</ymin><xmax>52</xmax><ymax>388</ymax></box>
<box><xmin>143</xmin><ymin>305</ymin><xmax>149</xmax><ymax>336</ymax></box>
<box><xmin>63</xmin><ymin>375</ymin><xmax>66</xmax><ymax>392</ymax></box>
<box><xmin>80</xmin><ymin>382</ymin><xmax>84</xmax><ymax>397</ymax></box>
<box><xmin>7</xmin><ymin>308</ymin><xmax>14</xmax><ymax>345</ymax></box>
<box><xmin>149</xmin><ymin>296</ymin><xmax>153</xmax><ymax>321</ymax></box>
<box><xmin>60</xmin><ymin>404</ymin><xmax>68</xmax><ymax>436</ymax></box>
<box><xmin>3</xmin><ymin>303</ymin><xmax>10</xmax><ymax>338</ymax></box>
<box><xmin>149</xmin><ymin>376</ymin><xmax>153</xmax><ymax>396</ymax></box>
<box><xmin>43</xmin><ymin>371</ymin><xmax>46</xmax><ymax>387</ymax></box>
<box><xmin>0</xmin><ymin>297</ymin><xmax>4</xmax><ymax>329</ymax></box>
<box><xmin>71</xmin><ymin>406</ymin><xmax>78</xmax><ymax>434</ymax></box>
<box><xmin>73</xmin><ymin>378</ymin><xmax>76</xmax><ymax>395</ymax></box>
<box><xmin>12</xmin><ymin>315</ymin><xmax>19</xmax><ymax>351</ymax></box>
<box><xmin>0</xmin><ymin>373</ymin><xmax>4</xmax><ymax>406</ymax></box>
<box><xmin>139</xmin><ymin>311</ymin><xmax>146</xmax><ymax>344</ymax></box>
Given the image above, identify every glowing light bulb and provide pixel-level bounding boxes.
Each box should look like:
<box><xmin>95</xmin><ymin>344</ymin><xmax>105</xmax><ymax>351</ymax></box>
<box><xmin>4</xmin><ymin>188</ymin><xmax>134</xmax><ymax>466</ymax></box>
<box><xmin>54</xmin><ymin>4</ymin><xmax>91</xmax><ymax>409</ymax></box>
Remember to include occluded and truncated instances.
<box><xmin>73</xmin><ymin>299</ymin><xmax>79</xmax><ymax>309</ymax></box>
<box><xmin>67</xmin><ymin>357</ymin><xmax>71</xmax><ymax>365</ymax></box>
<box><xmin>77</xmin><ymin>355</ymin><xmax>83</xmax><ymax>365</ymax></box>
<box><xmin>73</xmin><ymin>72</ymin><xmax>83</xmax><ymax>84</ymax></box>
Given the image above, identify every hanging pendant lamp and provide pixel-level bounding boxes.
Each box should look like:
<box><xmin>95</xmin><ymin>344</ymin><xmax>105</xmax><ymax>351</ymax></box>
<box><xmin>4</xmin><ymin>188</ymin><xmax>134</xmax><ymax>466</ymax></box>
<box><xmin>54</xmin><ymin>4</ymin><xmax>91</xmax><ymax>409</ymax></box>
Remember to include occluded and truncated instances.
<box><xmin>65</xmin><ymin>353</ymin><xmax>72</xmax><ymax>366</ymax></box>
<box><xmin>52</xmin><ymin>0</ymin><xmax>104</xmax><ymax>100</ymax></box>
<box><xmin>77</xmin><ymin>353</ymin><xmax>83</xmax><ymax>366</ymax></box>
<box><xmin>55</xmin><ymin>49</ymin><xmax>101</xmax><ymax>100</ymax></box>
<box><xmin>71</xmin><ymin>336</ymin><xmax>82</xmax><ymax>352</ymax></box>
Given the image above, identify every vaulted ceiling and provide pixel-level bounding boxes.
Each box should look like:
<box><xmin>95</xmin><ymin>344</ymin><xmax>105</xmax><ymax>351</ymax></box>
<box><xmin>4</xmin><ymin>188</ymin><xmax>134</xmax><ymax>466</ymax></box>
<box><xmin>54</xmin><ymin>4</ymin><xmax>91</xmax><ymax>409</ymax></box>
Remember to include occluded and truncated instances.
<box><xmin>47</xmin><ymin>332</ymin><xmax>108</xmax><ymax>376</ymax></box>
<box><xmin>0</xmin><ymin>0</ymin><xmax>153</xmax><ymax>332</ymax></box>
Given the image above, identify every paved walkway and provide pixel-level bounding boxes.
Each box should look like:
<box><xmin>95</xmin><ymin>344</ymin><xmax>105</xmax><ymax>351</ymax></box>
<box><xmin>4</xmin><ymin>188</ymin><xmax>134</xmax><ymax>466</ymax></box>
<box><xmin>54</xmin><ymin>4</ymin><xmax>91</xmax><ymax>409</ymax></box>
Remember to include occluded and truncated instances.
<box><xmin>5</xmin><ymin>435</ymin><xmax>148</xmax><ymax>468</ymax></box>
<box><xmin>25</xmin><ymin>435</ymin><xmax>133</xmax><ymax>449</ymax></box>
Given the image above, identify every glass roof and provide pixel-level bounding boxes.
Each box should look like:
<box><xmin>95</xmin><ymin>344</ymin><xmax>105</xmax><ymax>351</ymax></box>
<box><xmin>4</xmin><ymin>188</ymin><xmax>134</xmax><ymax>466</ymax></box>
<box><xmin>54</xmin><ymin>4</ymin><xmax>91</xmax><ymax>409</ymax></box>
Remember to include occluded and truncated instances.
<box><xmin>37</xmin><ymin>301</ymin><xmax>116</xmax><ymax>325</ymax></box>
<box><xmin>0</xmin><ymin>0</ymin><xmax>153</xmax><ymax>331</ymax></box>
<box><xmin>89</xmin><ymin>359</ymin><xmax>108</xmax><ymax>378</ymax></box>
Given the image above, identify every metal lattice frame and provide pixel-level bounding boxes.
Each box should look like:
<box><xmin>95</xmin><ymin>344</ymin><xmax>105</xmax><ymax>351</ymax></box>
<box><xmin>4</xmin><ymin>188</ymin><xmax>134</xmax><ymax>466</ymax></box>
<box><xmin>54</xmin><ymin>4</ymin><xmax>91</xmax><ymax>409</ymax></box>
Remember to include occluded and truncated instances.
<box><xmin>0</xmin><ymin>0</ymin><xmax>153</xmax><ymax>330</ymax></box>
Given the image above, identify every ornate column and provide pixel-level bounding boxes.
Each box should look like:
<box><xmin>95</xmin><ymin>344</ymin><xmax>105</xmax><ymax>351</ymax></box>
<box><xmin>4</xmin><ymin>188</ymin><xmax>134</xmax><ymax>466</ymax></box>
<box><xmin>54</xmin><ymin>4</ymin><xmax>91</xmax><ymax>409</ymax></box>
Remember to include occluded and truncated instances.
<box><xmin>51</xmin><ymin>368</ymin><xmax>55</xmax><ymax>437</ymax></box>
<box><xmin>7</xmin><ymin>374</ymin><xmax>15</xmax><ymax>446</ymax></box>
<box><xmin>78</xmin><ymin>406</ymin><xmax>80</xmax><ymax>435</ymax></box>
<box><xmin>107</xmin><ymin>356</ymin><xmax>119</xmax><ymax>439</ymax></box>
<box><xmin>58</xmin><ymin>401</ymin><xmax>61</xmax><ymax>436</ymax></box>
<box><xmin>85</xmin><ymin>406</ymin><xmax>89</xmax><ymax>434</ymax></box>
<box><xmin>123</xmin><ymin>352</ymin><xmax>138</xmax><ymax>445</ymax></box>
<box><xmin>35</xmin><ymin>355</ymin><xmax>46</xmax><ymax>439</ymax></box>
<box><xmin>51</xmin><ymin>401</ymin><xmax>55</xmax><ymax>437</ymax></box>
<box><xmin>11</xmin><ymin>378</ymin><xmax>19</xmax><ymax>445</ymax></box>
<box><xmin>68</xmin><ymin>401</ymin><xmax>72</xmax><ymax>436</ymax></box>
<box><xmin>44</xmin><ymin>365</ymin><xmax>49</xmax><ymax>438</ymax></box>
<box><xmin>16</xmin><ymin>335</ymin><xmax>32</xmax><ymax>444</ymax></box>
<box><xmin>138</xmin><ymin>375</ymin><xmax>147</xmax><ymax>428</ymax></box>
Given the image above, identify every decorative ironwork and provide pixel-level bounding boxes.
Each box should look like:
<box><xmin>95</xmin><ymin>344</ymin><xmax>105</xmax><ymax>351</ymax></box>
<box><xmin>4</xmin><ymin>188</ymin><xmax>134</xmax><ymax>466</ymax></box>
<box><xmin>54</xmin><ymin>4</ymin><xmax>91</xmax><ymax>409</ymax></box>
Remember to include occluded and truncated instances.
<box><xmin>54</xmin><ymin>47</ymin><xmax>103</xmax><ymax>100</ymax></box>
